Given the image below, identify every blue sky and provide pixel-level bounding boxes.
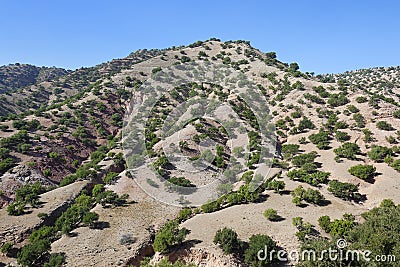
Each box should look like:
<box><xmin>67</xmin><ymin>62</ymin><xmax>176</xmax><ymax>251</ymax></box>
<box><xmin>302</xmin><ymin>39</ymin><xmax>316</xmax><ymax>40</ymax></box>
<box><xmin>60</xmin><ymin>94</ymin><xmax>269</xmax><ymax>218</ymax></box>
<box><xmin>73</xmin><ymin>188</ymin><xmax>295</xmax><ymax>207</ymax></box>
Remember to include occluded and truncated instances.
<box><xmin>1</xmin><ymin>1</ymin><xmax>399</xmax><ymax>74</ymax></box>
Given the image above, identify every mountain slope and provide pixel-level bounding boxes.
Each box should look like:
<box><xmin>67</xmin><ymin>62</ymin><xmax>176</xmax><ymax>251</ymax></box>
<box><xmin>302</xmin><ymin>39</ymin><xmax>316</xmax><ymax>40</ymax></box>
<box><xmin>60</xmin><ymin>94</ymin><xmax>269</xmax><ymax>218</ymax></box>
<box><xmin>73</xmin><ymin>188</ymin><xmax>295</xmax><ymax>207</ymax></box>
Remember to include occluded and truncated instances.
<box><xmin>0</xmin><ymin>39</ymin><xmax>400</xmax><ymax>266</ymax></box>
<box><xmin>0</xmin><ymin>63</ymin><xmax>69</xmax><ymax>94</ymax></box>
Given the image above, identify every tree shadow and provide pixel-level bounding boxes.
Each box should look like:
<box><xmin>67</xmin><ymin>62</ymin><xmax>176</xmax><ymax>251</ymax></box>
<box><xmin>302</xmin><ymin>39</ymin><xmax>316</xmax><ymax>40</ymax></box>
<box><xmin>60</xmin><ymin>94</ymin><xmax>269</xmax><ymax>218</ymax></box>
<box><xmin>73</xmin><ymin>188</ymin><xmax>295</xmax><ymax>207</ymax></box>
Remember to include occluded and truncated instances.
<box><xmin>279</xmin><ymin>190</ymin><xmax>292</xmax><ymax>195</ymax></box>
<box><xmin>318</xmin><ymin>199</ymin><xmax>332</xmax><ymax>206</ymax></box>
<box><xmin>270</xmin><ymin>216</ymin><xmax>285</xmax><ymax>222</ymax></box>
<box><xmin>93</xmin><ymin>221</ymin><xmax>110</xmax><ymax>230</ymax></box>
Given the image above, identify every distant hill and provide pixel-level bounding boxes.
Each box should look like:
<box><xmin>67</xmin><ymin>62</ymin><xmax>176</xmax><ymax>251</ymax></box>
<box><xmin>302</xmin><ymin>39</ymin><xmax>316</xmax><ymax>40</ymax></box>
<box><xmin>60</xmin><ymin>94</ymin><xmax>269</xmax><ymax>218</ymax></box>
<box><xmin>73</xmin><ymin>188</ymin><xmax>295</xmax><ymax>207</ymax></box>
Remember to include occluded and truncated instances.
<box><xmin>0</xmin><ymin>63</ymin><xmax>69</xmax><ymax>94</ymax></box>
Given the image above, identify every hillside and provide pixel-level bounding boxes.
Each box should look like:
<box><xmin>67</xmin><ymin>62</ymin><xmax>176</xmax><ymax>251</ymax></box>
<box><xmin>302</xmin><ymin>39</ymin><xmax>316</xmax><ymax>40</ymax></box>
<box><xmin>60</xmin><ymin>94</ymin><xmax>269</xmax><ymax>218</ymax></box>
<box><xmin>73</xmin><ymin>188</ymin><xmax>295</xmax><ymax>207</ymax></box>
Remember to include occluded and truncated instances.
<box><xmin>1</xmin><ymin>39</ymin><xmax>400</xmax><ymax>266</ymax></box>
<box><xmin>0</xmin><ymin>63</ymin><xmax>69</xmax><ymax>94</ymax></box>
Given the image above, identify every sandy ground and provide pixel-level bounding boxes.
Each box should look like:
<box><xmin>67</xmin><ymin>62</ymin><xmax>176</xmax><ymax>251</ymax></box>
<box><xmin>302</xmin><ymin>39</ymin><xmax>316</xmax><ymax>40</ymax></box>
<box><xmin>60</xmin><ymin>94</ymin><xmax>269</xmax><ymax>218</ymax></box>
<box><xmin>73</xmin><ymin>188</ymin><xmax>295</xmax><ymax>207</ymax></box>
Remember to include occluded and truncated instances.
<box><xmin>0</xmin><ymin>180</ymin><xmax>88</xmax><ymax>265</ymax></box>
<box><xmin>51</xmin><ymin>173</ymin><xmax>180</xmax><ymax>267</ymax></box>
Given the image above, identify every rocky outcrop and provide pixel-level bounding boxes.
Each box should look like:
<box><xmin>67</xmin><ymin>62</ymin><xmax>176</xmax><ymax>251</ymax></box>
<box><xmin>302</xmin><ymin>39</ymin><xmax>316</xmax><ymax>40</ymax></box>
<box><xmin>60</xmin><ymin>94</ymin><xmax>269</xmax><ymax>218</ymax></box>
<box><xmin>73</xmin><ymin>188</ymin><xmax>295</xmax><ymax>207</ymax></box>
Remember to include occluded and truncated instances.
<box><xmin>0</xmin><ymin>165</ymin><xmax>55</xmax><ymax>207</ymax></box>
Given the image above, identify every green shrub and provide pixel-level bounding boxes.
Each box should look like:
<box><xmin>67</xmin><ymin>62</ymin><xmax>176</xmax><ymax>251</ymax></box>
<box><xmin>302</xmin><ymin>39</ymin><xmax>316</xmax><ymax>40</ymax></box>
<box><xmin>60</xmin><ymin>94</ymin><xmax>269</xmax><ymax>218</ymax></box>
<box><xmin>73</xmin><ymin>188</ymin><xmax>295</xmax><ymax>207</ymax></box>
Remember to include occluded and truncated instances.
<box><xmin>263</xmin><ymin>208</ymin><xmax>280</xmax><ymax>221</ymax></box>
<box><xmin>318</xmin><ymin>215</ymin><xmax>331</xmax><ymax>233</ymax></box>
<box><xmin>29</xmin><ymin>226</ymin><xmax>55</xmax><ymax>243</ymax></box>
<box><xmin>82</xmin><ymin>212</ymin><xmax>99</xmax><ymax>228</ymax></box>
<box><xmin>334</xmin><ymin>142</ymin><xmax>361</xmax><ymax>160</ymax></box>
<box><xmin>328</xmin><ymin>93</ymin><xmax>349</xmax><ymax>107</ymax></box>
<box><xmin>201</xmin><ymin>200</ymin><xmax>221</xmax><ymax>213</ymax></box>
<box><xmin>177</xmin><ymin>208</ymin><xmax>192</xmax><ymax>222</ymax></box>
<box><xmin>393</xmin><ymin>110</ymin><xmax>400</xmax><ymax>119</ymax></box>
<box><xmin>347</xmin><ymin>105</ymin><xmax>359</xmax><ymax>113</ymax></box>
<box><xmin>244</xmin><ymin>234</ymin><xmax>278</xmax><ymax>266</ymax></box>
<box><xmin>367</xmin><ymin>145</ymin><xmax>393</xmax><ymax>162</ymax></box>
<box><xmin>292</xmin><ymin>152</ymin><xmax>318</xmax><ymax>167</ymax></box>
<box><xmin>356</xmin><ymin>96</ymin><xmax>368</xmax><ymax>103</ymax></box>
<box><xmin>213</xmin><ymin>227</ymin><xmax>242</xmax><ymax>254</ymax></box>
<box><xmin>153</xmin><ymin>221</ymin><xmax>189</xmax><ymax>253</ymax></box>
<box><xmin>17</xmin><ymin>239</ymin><xmax>51</xmax><ymax>267</ymax></box>
<box><xmin>391</xmin><ymin>159</ymin><xmax>400</xmax><ymax>172</ymax></box>
<box><xmin>44</xmin><ymin>253</ymin><xmax>66</xmax><ymax>267</ymax></box>
<box><xmin>281</xmin><ymin>144</ymin><xmax>300</xmax><ymax>159</ymax></box>
<box><xmin>328</xmin><ymin>180</ymin><xmax>361</xmax><ymax>201</ymax></box>
<box><xmin>335</xmin><ymin>131</ymin><xmax>351</xmax><ymax>142</ymax></box>
<box><xmin>348</xmin><ymin>164</ymin><xmax>376</xmax><ymax>180</ymax></box>
<box><xmin>353</xmin><ymin>113</ymin><xmax>366</xmax><ymax>128</ymax></box>
<box><xmin>167</xmin><ymin>176</ymin><xmax>194</xmax><ymax>187</ymax></box>
<box><xmin>0</xmin><ymin>157</ymin><xmax>14</xmax><ymax>174</ymax></box>
<box><xmin>265</xmin><ymin>179</ymin><xmax>285</xmax><ymax>193</ymax></box>
<box><xmin>1</xmin><ymin>242</ymin><xmax>13</xmax><ymax>254</ymax></box>
<box><xmin>287</xmin><ymin>169</ymin><xmax>330</xmax><ymax>186</ymax></box>
<box><xmin>291</xmin><ymin>185</ymin><xmax>325</xmax><ymax>205</ymax></box>
<box><xmin>376</xmin><ymin>121</ymin><xmax>395</xmax><ymax>131</ymax></box>
<box><xmin>308</xmin><ymin>130</ymin><xmax>330</xmax><ymax>149</ymax></box>
<box><xmin>298</xmin><ymin>117</ymin><xmax>315</xmax><ymax>132</ymax></box>
<box><xmin>329</xmin><ymin>216</ymin><xmax>355</xmax><ymax>237</ymax></box>
<box><xmin>103</xmin><ymin>172</ymin><xmax>119</xmax><ymax>184</ymax></box>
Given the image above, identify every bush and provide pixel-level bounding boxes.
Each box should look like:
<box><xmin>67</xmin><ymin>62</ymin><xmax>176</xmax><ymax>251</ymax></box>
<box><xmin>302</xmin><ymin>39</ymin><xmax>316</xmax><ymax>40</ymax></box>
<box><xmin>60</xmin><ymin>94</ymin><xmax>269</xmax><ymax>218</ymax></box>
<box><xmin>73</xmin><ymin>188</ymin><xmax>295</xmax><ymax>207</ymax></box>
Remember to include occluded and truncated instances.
<box><xmin>177</xmin><ymin>208</ymin><xmax>192</xmax><ymax>222</ymax></box>
<box><xmin>334</xmin><ymin>142</ymin><xmax>361</xmax><ymax>160</ymax></box>
<box><xmin>328</xmin><ymin>216</ymin><xmax>355</xmax><ymax>237</ymax></box>
<box><xmin>356</xmin><ymin>96</ymin><xmax>368</xmax><ymax>103</ymax></box>
<box><xmin>291</xmin><ymin>185</ymin><xmax>325</xmax><ymax>206</ymax></box>
<box><xmin>265</xmin><ymin>179</ymin><xmax>285</xmax><ymax>193</ymax></box>
<box><xmin>335</xmin><ymin>131</ymin><xmax>351</xmax><ymax>142</ymax></box>
<box><xmin>15</xmin><ymin>181</ymin><xmax>46</xmax><ymax>207</ymax></box>
<box><xmin>328</xmin><ymin>180</ymin><xmax>361</xmax><ymax>201</ymax></box>
<box><xmin>82</xmin><ymin>212</ymin><xmax>99</xmax><ymax>228</ymax></box>
<box><xmin>153</xmin><ymin>221</ymin><xmax>189</xmax><ymax>253</ymax></box>
<box><xmin>213</xmin><ymin>227</ymin><xmax>242</xmax><ymax>254</ymax></box>
<box><xmin>1</xmin><ymin>242</ymin><xmax>13</xmax><ymax>254</ymax></box>
<box><xmin>318</xmin><ymin>215</ymin><xmax>331</xmax><ymax>233</ymax></box>
<box><xmin>17</xmin><ymin>239</ymin><xmax>51</xmax><ymax>267</ymax></box>
<box><xmin>167</xmin><ymin>176</ymin><xmax>195</xmax><ymax>187</ymax></box>
<box><xmin>287</xmin><ymin>169</ymin><xmax>330</xmax><ymax>186</ymax></box>
<box><xmin>353</xmin><ymin>113</ymin><xmax>366</xmax><ymax>128</ymax></box>
<box><xmin>393</xmin><ymin>110</ymin><xmax>400</xmax><ymax>119</ymax></box>
<box><xmin>152</xmin><ymin>67</ymin><xmax>162</xmax><ymax>74</ymax></box>
<box><xmin>244</xmin><ymin>234</ymin><xmax>278</xmax><ymax>266</ymax></box>
<box><xmin>44</xmin><ymin>253</ymin><xmax>66</xmax><ymax>267</ymax></box>
<box><xmin>391</xmin><ymin>159</ymin><xmax>400</xmax><ymax>172</ymax></box>
<box><xmin>29</xmin><ymin>226</ymin><xmax>55</xmax><ymax>243</ymax></box>
<box><xmin>298</xmin><ymin>117</ymin><xmax>315</xmax><ymax>132</ymax></box>
<box><xmin>367</xmin><ymin>145</ymin><xmax>393</xmax><ymax>162</ymax></box>
<box><xmin>376</xmin><ymin>121</ymin><xmax>395</xmax><ymax>131</ymax></box>
<box><xmin>348</xmin><ymin>164</ymin><xmax>376</xmax><ymax>180</ymax></box>
<box><xmin>263</xmin><ymin>208</ymin><xmax>280</xmax><ymax>221</ymax></box>
<box><xmin>201</xmin><ymin>200</ymin><xmax>221</xmax><ymax>213</ymax></box>
<box><xmin>347</xmin><ymin>105</ymin><xmax>359</xmax><ymax>113</ymax></box>
<box><xmin>292</xmin><ymin>152</ymin><xmax>318</xmax><ymax>167</ymax></box>
<box><xmin>103</xmin><ymin>172</ymin><xmax>119</xmax><ymax>184</ymax></box>
<box><xmin>7</xmin><ymin>201</ymin><xmax>25</xmax><ymax>216</ymax></box>
<box><xmin>328</xmin><ymin>93</ymin><xmax>349</xmax><ymax>107</ymax></box>
<box><xmin>308</xmin><ymin>130</ymin><xmax>330</xmax><ymax>149</ymax></box>
<box><xmin>0</xmin><ymin>157</ymin><xmax>14</xmax><ymax>174</ymax></box>
<box><xmin>281</xmin><ymin>144</ymin><xmax>300</xmax><ymax>159</ymax></box>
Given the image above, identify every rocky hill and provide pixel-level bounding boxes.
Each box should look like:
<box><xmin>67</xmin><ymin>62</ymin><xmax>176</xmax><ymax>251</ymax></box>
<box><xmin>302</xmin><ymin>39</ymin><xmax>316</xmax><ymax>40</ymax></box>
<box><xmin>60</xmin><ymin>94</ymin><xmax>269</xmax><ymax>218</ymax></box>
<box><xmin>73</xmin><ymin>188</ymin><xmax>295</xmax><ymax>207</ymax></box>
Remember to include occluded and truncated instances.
<box><xmin>1</xmin><ymin>39</ymin><xmax>400</xmax><ymax>266</ymax></box>
<box><xmin>0</xmin><ymin>63</ymin><xmax>69</xmax><ymax>94</ymax></box>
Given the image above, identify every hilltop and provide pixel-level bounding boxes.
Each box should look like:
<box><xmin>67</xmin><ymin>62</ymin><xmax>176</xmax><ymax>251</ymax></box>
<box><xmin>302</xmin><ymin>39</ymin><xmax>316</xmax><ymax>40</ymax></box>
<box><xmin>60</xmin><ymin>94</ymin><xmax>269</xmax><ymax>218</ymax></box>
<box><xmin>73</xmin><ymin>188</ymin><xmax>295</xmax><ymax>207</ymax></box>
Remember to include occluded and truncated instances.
<box><xmin>0</xmin><ymin>63</ymin><xmax>69</xmax><ymax>94</ymax></box>
<box><xmin>1</xmin><ymin>39</ymin><xmax>400</xmax><ymax>266</ymax></box>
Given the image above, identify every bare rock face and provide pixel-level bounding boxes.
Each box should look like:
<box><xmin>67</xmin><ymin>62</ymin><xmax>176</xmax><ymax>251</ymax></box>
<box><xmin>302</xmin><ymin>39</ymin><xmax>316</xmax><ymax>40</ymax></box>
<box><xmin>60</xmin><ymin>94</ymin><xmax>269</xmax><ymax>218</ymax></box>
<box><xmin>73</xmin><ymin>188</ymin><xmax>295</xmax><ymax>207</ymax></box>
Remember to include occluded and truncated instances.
<box><xmin>0</xmin><ymin>165</ymin><xmax>54</xmax><ymax>207</ymax></box>
<box><xmin>7</xmin><ymin>165</ymin><xmax>54</xmax><ymax>185</ymax></box>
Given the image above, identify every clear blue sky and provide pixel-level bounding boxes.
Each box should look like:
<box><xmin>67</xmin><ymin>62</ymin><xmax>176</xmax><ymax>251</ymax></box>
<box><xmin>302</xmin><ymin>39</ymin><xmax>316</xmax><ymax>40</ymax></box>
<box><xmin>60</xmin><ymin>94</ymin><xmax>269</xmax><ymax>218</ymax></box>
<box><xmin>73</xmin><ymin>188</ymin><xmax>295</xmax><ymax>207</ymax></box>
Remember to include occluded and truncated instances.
<box><xmin>1</xmin><ymin>1</ymin><xmax>399</xmax><ymax>74</ymax></box>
